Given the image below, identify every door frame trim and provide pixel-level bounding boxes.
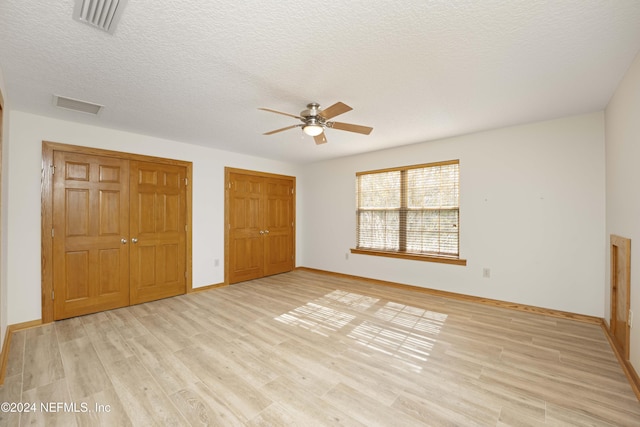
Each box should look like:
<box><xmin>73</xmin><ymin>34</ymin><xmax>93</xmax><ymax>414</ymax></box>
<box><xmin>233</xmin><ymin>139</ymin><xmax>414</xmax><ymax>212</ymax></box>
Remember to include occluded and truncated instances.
<box><xmin>41</xmin><ymin>141</ymin><xmax>193</xmax><ymax>323</ymax></box>
<box><xmin>0</xmin><ymin>87</ymin><xmax>4</xmax><ymax>342</ymax></box>
<box><xmin>610</xmin><ymin>234</ymin><xmax>631</xmax><ymax>360</ymax></box>
<box><xmin>224</xmin><ymin>167</ymin><xmax>296</xmax><ymax>285</ymax></box>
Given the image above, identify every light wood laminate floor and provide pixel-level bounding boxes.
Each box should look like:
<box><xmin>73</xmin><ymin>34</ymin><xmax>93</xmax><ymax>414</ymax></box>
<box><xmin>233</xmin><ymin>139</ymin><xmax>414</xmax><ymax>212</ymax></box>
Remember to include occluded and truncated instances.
<box><xmin>0</xmin><ymin>270</ymin><xmax>639</xmax><ymax>426</ymax></box>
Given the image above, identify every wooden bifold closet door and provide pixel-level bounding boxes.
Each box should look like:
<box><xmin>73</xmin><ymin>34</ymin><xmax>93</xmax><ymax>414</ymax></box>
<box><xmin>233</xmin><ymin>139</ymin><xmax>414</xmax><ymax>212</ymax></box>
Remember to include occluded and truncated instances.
<box><xmin>44</xmin><ymin>143</ymin><xmax>191</xmax><ymax>321</ymax></box>
<box><xmin>52</xmin><ymin>151</ymin><xmax>131</xmax><ymax>319</ymax></box>
<box><xmin>129</xmin><ymin>160</ymin><xmax>187</xmax><ymax>305</ymax></box>
<box><xmin>226</xmin><ymin>168</ymin><xmax>295</xmax><ymax>284</ymax></box>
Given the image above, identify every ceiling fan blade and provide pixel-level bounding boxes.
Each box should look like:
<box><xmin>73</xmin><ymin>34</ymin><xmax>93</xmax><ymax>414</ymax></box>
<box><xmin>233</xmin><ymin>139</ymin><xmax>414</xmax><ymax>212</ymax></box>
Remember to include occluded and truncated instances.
<box><xmin>263</xmin><ymin>124</ymin><xmax>300</xmax><ymax>135</ymax></box>
<box><xmin>329</xmin><ymin>121</ymin><xmax>373</xmax><ymax>135</ymax></box>
<box><xmin>318</xmin><ymin>102</ymin><xmax>352</xmax><ymax>120</ymax></box>
<box><xmin>258</xmin><ymin>108</ymin><xmax>303</xmax><ymax>120</ymax></box>
<box><xmin>314</xmin><ymin>132</ymin><xmax>327</xmax><ymax>145</ymax></box>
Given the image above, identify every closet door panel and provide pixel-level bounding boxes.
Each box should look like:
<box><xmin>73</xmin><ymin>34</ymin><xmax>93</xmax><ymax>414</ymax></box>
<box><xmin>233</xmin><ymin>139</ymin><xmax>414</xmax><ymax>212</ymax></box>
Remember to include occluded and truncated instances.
<box><xmin>130</xmin><ymin>161</ymin><xmax>186</xmax><ymax>304</ymax></box>
<box><xmin>263</xmin><ymin>177</ymin><xmax>294</xmax><ymax>276</ymax></box>
<box><xmin>52</xmin><ymin>152</ymin><xmax>130</xmax><ymax>320</ymax></box>
<box><xmin>228</xmin><ymin>173</ymin><xmax>264</xmax><ymax>283</ymax></box>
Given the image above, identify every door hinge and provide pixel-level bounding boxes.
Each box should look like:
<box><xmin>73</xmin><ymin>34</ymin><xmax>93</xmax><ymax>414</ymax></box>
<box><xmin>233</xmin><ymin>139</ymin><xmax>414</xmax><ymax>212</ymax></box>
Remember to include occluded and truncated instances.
<box><xmin>185</xmin><ymin>225</ymin><xmax>188</xmax><ymax>232</ymax></box>
<box><xmin>184</xmin><ymin>271</ymin><xmax>187</xmax><ymax>279</ymax></box>
<box><xmin>50</xmin><ymin>165</ymin><xmax>56</xmax><ymax>175</ymax></box>
<box><xmin>228</xmin><ymin>182</ymin><xmax>232</xmax><ymax>189</ymax></box>
<box><xmin>291</xmin><ymin>188</ymin><xmax>294</xmax><ymax>194</ymax></box>
<box><xmin>184</xmin><ymin>178</ymin><xmax>188</xmax><ymax>186</ymax></box>
<box><xmin>51</xmin><ymin>291</ymin><xmax>54</xmax><ymax>300</ymax></box>
<box><xmin>51</xmin><ymin>228</ymin><xmax>55</xmax><ymax>237</ymax></box>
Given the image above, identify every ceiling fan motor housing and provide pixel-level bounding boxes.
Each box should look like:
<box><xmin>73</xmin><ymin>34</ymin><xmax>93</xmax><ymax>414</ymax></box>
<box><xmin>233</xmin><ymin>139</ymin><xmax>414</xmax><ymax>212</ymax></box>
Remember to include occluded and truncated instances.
<box><xmin>301</xmin><ymin>102</ymin><xmax>321</xmax><ymax>118</ymax></box>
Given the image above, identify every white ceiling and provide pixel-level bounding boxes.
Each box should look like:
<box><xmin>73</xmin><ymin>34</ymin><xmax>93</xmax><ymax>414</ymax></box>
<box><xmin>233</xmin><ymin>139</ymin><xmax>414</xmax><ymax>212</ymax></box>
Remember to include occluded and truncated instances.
<box><xmin>1</xmin><ymin>1</ymin><xmax>640</xmax><ymax>164</ymax></box>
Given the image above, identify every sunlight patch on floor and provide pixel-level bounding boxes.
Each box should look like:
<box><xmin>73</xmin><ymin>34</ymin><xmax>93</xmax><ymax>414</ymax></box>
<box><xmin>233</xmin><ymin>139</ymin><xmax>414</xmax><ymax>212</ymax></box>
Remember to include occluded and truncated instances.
<box><xmin>348</xmin><ymin>302</ymin><xmax>446</xmax><ymax>371</ymax></box>
<box><xmin>275</xmin><ymin>290</ymin><xmax>447</xmax><ymax>371</ymax></box>
<box><xmin>274</xmin><ymin>302</ymin><xmax>356</xmax><ymax>337</ymax></box>
<box><xmin>318</xmin><ymin>289</ymin><xmax>380</xmax><ymax>312</ymax></box>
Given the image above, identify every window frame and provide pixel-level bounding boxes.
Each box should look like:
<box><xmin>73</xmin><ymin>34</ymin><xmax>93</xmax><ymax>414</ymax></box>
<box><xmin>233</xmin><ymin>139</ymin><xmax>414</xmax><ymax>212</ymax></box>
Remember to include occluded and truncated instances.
<box><xmin>351</xmin><ymin>159</ymin><xmax>467</xmax><ymax>266</ymax></box>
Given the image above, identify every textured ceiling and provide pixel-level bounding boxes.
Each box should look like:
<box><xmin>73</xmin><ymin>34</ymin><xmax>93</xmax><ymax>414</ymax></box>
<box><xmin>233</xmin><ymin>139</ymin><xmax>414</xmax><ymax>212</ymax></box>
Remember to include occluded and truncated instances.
<box><xmin>1</xmin><ymin>1</ymin><xmax>640</xmax><ymax>164</ymax></box>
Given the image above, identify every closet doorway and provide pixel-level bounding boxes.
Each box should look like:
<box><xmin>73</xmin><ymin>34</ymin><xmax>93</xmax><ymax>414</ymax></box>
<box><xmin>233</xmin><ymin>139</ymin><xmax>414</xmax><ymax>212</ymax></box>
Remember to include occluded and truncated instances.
<box><xmin>42</xmin><ymin>142</ymin><xmax>192</xmax><ymax>322</ymax></box>
<box><xmin>0</xmin><ymin>89</ymin><xmax>4</xmax><ymax>328</ymax></box>
<box><xmin>610</xmin><ymin>234</ymin><xmax>631</xmax><ymax>360</ymax></box>
<box><xmin>225</xmin><ymin>167</ymin><xmax>295</xmax><ymax>284</ymax></box>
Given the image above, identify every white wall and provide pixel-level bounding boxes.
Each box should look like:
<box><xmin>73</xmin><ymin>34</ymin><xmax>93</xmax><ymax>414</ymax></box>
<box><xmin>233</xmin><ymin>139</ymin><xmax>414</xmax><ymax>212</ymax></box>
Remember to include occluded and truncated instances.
<box><xmin>0</xmin><ymin>65</ymin><xmax>8</xmax><ymax>345</ymax></box>
<box><xmin>2</xmin><ymin>108</ymin><xmax>610</xmax><ymax>324</ymax></box>
<box><xmin>300</xmin><ymin>113</ymin><xmax>606</xmax><ymax>316</ymax></box>
<box><xmin>6</xmin><ymin>111</ymin><xmax>300</xmax><ymax>325</ymax></box>
<box><xmin>605</xmin><ymin>51</ymin><xmax>640</xmax><ymax>372</ymax></box>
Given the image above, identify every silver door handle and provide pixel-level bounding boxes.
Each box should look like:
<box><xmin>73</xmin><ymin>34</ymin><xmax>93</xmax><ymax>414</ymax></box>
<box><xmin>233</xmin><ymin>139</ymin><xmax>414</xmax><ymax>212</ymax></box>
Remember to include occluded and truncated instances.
<box><xmin>131</xmin><ymin>238</ymin><xmax>138</xmax><ymax>243</ymax></box>
<box><xmin>264</xmin><ymin>230</ymin><xmax>270</xmax><ymax>234</ymax></box>
<box><xmin>259</xmin><ymin>230</ymin><xmax>264</xmax><ymax>235</ymax></box>
<box><xmin>121</xmin><ymin>238</ymin><xmax>128</xmax><ymax>244</ymax></box>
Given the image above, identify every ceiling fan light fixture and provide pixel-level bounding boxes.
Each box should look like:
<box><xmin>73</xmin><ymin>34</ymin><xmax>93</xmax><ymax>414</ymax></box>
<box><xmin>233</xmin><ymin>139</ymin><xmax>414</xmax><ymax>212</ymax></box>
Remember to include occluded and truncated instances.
<box><xmin>303</xmin><ymin>124</ymin><xmax>323</xmax><ymax>136</ymax></box>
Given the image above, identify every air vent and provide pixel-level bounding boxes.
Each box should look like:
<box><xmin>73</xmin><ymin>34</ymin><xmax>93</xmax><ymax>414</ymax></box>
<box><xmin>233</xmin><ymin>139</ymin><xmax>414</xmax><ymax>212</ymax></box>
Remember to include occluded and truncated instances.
<box><xmin>53</xmin><ymin>95</ymin><xmax>104</xmax><ymax>115</ymax></box>
<box><xmin>73</xmin><ymin>0</ymin><xmax>128</xmax><ymax>34</ymax></box>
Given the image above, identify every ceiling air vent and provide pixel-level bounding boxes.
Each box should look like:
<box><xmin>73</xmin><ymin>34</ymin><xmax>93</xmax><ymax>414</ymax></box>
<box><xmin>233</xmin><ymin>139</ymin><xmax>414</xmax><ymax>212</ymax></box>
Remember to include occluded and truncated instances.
<box><xmin>73</xmin><ymin>0</ymin><xmax>128</xmax><ymax>34</ymax></box>
<box><xmin>53</xmin><ymin>95</ymin><xmax>104</xmax><ymax>115</ymax></box>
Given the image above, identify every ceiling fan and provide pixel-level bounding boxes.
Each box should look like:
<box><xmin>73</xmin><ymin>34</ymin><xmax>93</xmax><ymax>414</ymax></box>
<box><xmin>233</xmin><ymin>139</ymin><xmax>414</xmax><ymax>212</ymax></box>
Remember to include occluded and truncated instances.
<box><xmin>259</xmin><ymin>102</ymin><xmax>373</xmax><ymax>145</ymax></box>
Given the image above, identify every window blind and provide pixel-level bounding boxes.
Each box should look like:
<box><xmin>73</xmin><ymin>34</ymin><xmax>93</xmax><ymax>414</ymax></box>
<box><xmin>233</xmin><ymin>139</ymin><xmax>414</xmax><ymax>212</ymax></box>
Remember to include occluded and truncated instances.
<box><xmin>356</xmin><ymin>160</ymin><xmax>459</xmax><ymax>257</ymax></box>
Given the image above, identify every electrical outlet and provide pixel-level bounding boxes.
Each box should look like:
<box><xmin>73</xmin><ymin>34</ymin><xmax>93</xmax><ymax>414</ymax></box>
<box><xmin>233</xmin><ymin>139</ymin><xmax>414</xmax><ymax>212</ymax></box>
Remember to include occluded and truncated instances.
<box><xmin>214</xmin><ymin>259</ymin><xmax>220</xmax><ymax>267</ymax></box>
<box><xmin>345</xmin><ymin>252</ymin><xmax>349</xmax><ymax>260</ymax></box>
<box><xmin>630</xmin><ymin>310</ymin><xmax>634</xmax><ymax>328</ymax></box>
<box><xmin>482</xmin><ymin>268</ymin><xmax>491</xmax><ymax>278</ymax></box>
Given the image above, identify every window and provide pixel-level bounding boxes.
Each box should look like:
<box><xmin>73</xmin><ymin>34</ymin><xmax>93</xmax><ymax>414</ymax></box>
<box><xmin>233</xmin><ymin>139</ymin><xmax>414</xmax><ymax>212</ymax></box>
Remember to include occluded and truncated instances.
<box><xmin>352</xmin><ymin>160</ymin><xmax>466</xmax><ymax>265</ymax></box>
